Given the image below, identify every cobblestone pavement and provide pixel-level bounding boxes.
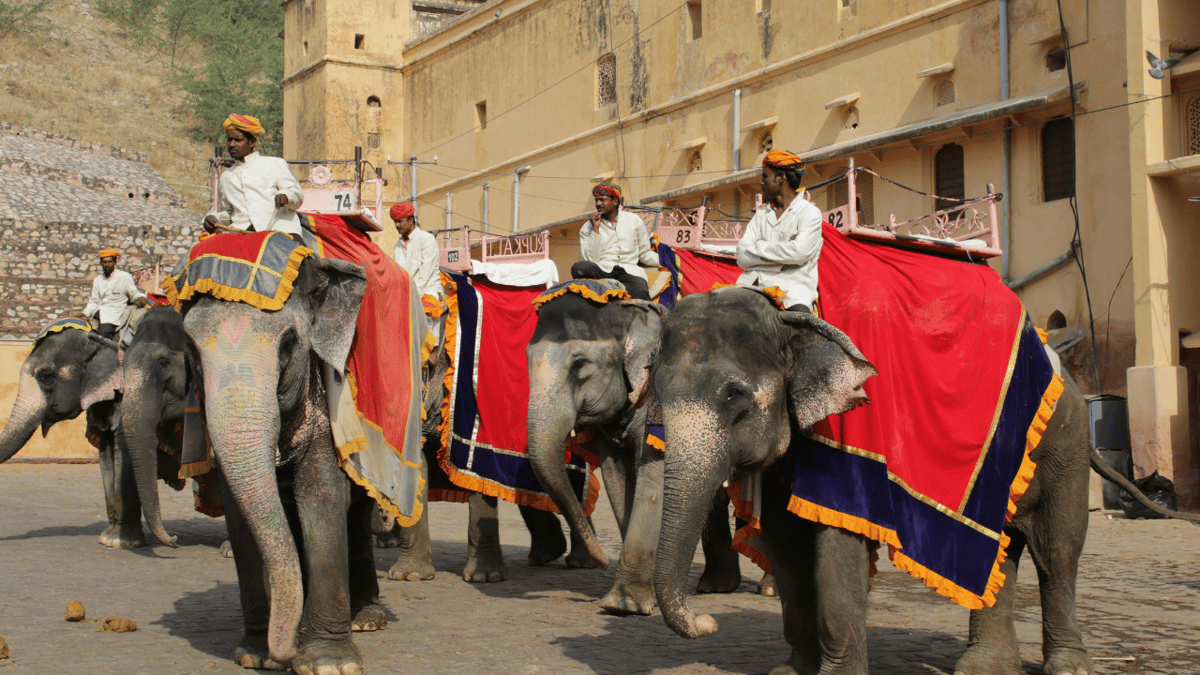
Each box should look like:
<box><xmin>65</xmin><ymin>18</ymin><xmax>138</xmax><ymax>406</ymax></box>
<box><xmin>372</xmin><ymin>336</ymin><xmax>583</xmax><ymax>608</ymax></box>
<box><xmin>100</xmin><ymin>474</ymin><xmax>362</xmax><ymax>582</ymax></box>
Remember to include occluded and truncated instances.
<box><xmin>0</xmin><ymin>463</ymin><xmax>1197</xmax><ymax>674</ymax></box>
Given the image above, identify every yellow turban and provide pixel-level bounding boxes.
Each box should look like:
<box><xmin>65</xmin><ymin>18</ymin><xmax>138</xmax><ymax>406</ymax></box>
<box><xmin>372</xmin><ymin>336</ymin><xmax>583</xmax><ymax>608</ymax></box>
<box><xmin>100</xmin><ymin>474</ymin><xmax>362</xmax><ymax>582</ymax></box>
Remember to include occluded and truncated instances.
<box><xmin>762</xmin><ymin>149</ymin><xmax>805</xmax><ymax>171</ymax></box>
<box><xmin>222</xmin><ymin>114</ymin><xmax>264</xmax><ymax>137</ymax></box>
<box><xmin>98</xmin><ymin>248</ymin><xmax>120</xmax><ymax>259</ymax></box>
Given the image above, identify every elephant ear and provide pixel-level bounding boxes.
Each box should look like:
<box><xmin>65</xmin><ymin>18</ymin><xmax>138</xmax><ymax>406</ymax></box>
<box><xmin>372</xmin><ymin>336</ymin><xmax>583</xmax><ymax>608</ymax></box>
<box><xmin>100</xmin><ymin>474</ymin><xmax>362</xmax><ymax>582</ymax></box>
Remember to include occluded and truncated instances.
<box><xmin>780</xmin><ymin>312</ymin><xmax>877</xmax><ymax>429</ymax></box>
<box><xmin>619</xmin><ymin>300</ymin><xmax>665</xmax><ymax>407</ymax></box>
<box><xmin>310</xmin><ymin>257</ymin><xmax>368</xmax><ymax>374</ymax></box>
<box><xmin>80</xmin><ymin>344</ymin><xmax>123</xmax><ymax>410</ymax></box>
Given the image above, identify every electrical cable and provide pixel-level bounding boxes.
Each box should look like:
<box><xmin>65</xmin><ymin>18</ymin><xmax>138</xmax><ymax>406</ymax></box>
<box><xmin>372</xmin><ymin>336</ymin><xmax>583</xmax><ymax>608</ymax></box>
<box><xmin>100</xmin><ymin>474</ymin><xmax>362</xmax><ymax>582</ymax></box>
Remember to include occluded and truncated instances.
<box><xmin>1101</xmin><ymin>255</ymin><xmax>1133</xmax><ymax>383</ymax></box>
<box><xmin>1056</xmin><ymin>0</ymin><xmax>1102</xmax><ymax>393</ymax></box>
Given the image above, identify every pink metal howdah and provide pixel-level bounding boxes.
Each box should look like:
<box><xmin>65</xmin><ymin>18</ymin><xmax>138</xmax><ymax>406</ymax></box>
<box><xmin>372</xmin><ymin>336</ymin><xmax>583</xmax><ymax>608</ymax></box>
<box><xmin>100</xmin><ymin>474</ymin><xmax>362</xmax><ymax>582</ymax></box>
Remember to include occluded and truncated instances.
<box><xmin>481</xmin><ymin>230</ymin><xmax>551</xmax><ymax>265</ymax></box>
<box><xmin>438</xmin><ymin>226</ymin><xmax>473</xmax><ymax>272</ymax></box>
<box><xmin>822</xmin><ymin>168</ymin><xmax>1003</xmax><ymax>259</ymax></box>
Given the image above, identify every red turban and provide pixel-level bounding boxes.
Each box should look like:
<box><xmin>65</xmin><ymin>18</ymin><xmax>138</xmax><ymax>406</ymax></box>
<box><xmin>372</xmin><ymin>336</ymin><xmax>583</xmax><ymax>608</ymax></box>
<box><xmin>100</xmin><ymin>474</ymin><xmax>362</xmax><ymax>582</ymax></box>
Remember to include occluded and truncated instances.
<box><xmin>390</xmin><ymin>202</ymin><xmax>415</xmax><ymax>221</ymax></box>
<box><xmin>592</xmin><ymin>183</ymin><xmax>622</xmax><ymax>200</ymax></box>
<box><xmin>762</xmin><ymin>149</ymin><xmax>805</xmax><ymax>171</ymax></box>
<box><xmin>222</xmin><ymin>114</ymin><xmax>264</xmax><ymax>137</ymax></box>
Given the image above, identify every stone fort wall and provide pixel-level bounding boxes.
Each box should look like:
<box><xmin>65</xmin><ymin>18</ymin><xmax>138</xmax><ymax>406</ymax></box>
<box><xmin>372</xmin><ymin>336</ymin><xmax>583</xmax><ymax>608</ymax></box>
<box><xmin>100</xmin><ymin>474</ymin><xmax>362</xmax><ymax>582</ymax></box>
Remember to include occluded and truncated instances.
<box><xmin>0</xmin><ymin>123</ymin><xmax>201</xmax><ymax>338</ymax></box>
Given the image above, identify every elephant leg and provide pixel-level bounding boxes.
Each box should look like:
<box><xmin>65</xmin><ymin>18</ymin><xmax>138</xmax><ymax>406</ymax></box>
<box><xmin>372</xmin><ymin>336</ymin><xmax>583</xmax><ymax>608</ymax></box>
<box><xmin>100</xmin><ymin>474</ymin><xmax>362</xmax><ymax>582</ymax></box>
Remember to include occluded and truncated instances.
<box><xmin>520</xmin><ymin>504</ymin><xmax>567</xmax><ymax>566</ymax></box>
<box><xmin>955</xmin><ymin>531</ymin><xmax>1025</xmax><ymax>675</ymax></box>
<box><xmin>1028</xmin><ymin>485</ymin><xmax>1092</xmax><ymax>675</ymax></box>
<box><xmin>96</xmin><ymin>434</ymin><xmax>120</xmax><ymax>545</ymax></box>
<box><xmin>109</xmin><ymin>430</ymin><xmax>146</xmax><ymax>548</ymax></box>
<box><xmin>758</xmin><ymin>572</ymin><xmax>778</xmax><ymax>596</ymax></box>
<box><xmin>220</xmin><ymin>475</ymin><xmax>282</xmax><ymax>671</ymax></box>
<box><xmin>696</xmin><ymin>490</ymin><xmax>741</xmax><ymax>594</ymax></box>
<box><xmin>760</xmin><ymin>478</ymin><xmax>870</xmax><ymax>675</ymax></box>
<box><xmin>597</xmin><ymin>440</ymin><xmax>636</xmax><ymax>537</ymax></box>
<box><xmin>565</xmin><ymin>515</ymin><xmax>602</xmax><ymax>569</ymax></box>
<box><xmin>348</xmin><ymin>490</ymin><xmax>387</xmax><ymax>632</ymax></box>
<box><xmin>463</xmin><ymin>493</ymin><xmax>507</xmax><ymax>582</ymax></box>
<box><xmin>291</xmin><ymin>435</ymin><xmax>361</xmax><ymax>674</ymax></box>
<box><xmin>386</xmin><ymin>460</ymin><xmax>436</xmax><ymax>581</ymax></box>
<box><xmin>601</xmin><ymin>444</ymin><xmax>661</xmax><ymax>615</ymax></box>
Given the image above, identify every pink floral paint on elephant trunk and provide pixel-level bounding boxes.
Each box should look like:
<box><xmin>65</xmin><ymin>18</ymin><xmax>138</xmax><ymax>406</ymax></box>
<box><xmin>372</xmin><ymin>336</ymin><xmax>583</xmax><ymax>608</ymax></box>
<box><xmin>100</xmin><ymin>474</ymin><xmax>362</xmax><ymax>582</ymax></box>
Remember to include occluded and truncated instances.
<box><xmin>0</xmin><ymin>368</ymin><xmax>47</xmax><ymax>462</ymax></box>
<box><xmin>198</xmin><ymin>326</ymin><xmax>303</xmax><ymax>666</ymax></box>
<box><xmin>654</xmin><ymin>397</ymin><xmax>731</xmax><ymax>639</ymax></box>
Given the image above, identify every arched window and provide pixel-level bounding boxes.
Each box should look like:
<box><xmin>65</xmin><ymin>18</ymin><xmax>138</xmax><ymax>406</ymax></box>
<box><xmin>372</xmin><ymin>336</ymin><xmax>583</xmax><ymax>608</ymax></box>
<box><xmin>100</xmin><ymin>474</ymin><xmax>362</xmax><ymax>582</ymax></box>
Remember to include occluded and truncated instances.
<box><xmin>597</xmin><ymin>53</ymin><xmax>616</xmax><ymax>108</ymax></box>
<box><xmin>1042</xmin><ymin>117</ymin><xmax>1075</xmax><ymax>202</ymax></box>
<box><xmin>934</xmin><ymin>143</ymin><xmax>964</xmax><ymax>212</ymax></box>
<box><xmin>1187</xmin><ymin>96</ymin><xmax>1200</xmax><ymax>156</ymax></box>
<box><xmin>366</xmin><ymin>95</ymin><xmax>381</xmax><ymax>107</ymax></box>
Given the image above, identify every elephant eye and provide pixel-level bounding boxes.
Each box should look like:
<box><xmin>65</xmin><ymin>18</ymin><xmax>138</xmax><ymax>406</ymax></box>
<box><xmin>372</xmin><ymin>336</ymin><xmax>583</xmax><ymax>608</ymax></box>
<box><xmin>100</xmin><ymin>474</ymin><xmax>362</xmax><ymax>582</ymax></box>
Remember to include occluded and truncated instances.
<box><xmin>278</xmin><ymin>328</ymin><xmax>299</xmax><ymax>366</ymax></box>
<box><xmin>158</xmin><ymin>357</ymin><xmax>172</xmax><ymax>369</ymax></box>
<box><xmin>34</xmin><ymin>366</ymin><xmax>54</xmax><ymax>386</ymax></box>
<box><xmin>570</xmin><ymin>356</ymin><xmax>591</xmax><ymax>374</ymax></box>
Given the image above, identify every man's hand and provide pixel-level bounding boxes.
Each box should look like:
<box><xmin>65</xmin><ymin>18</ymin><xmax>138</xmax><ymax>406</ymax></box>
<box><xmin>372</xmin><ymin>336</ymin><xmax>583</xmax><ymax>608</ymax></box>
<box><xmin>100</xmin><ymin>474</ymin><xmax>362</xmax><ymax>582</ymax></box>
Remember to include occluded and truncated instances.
<box><xmin>590</xmin><ymin>211</ymin><xmax>602</xmax><ymax>226</ymax></box>
<box><xmin>203</xmin><ymin>215</ymin><xmax>220</xmax><ymax>233</ymax></box>
<box><xmin>274</xmin><ymin>193</ymin><xmax>290</xmax><ymax>208</ymax></box>
<box><xmin>135</xmin><ymin>297</ymin><xmax>149</xmax><ymax>308</ymax></box>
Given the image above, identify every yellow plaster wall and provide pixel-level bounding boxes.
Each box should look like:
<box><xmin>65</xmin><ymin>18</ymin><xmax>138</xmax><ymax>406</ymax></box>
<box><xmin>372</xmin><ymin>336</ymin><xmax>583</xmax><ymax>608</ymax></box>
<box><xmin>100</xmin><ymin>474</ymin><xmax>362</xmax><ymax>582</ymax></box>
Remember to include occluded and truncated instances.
<box><xmin>0</xmin><ymin>343</ymin><xmax>95</xmax><ymax>460</ymax></box>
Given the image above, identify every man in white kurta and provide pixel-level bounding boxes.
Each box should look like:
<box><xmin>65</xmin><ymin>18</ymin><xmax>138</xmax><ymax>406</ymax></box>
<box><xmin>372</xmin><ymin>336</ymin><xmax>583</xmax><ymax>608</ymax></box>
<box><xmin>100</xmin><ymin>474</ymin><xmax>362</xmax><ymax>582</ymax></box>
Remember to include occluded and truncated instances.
<box><xmin>203</xmin><ymin>114</ymin><xmax>304</xmax><ymax>235</ymax></box>
<box><xmin>736</xmin><ymin>150</ymin><xmax>823</xmax><ymax>312</ymax></box>
<box><xmin>83</xmin><ymin>248</ymin><xmax>148</xmax><ymax>340</ymax></box>
<box><xmin>573</xmin><ymin>182</ymin><xmax>659</xmax><ymax>300</ymax></box>
<box><xmin>390</xmin><ymin>202</ymin><xmax>442</xmax><ymax>301</ymax></box>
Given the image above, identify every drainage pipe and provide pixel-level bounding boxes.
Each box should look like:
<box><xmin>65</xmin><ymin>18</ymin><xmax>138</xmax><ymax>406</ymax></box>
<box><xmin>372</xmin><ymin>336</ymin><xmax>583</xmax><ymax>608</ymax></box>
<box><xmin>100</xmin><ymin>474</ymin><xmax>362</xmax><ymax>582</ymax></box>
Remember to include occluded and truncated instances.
<box><xmin>732</xmin><ymin>88</ymin><xmax>742</xmax><ymax>171</ymax></box>
<box><xmin>482</xmin><ymin>183</ymin><xmax>490</xmax><ymax>235</ymax></box>
<box><xmin>1006</xmin><ymin>243</ymin><xmax>1076</xmax><ymax>291</ymax></box>
<box><xmin>1000</xmin><ymin>0</ymin><xmax>1013</xmax><ymax>282</ymax></box>
<box><xmin>512</xmin><ymin>165</ymin><xmax>532</xmax><ymax>231</ymax></box>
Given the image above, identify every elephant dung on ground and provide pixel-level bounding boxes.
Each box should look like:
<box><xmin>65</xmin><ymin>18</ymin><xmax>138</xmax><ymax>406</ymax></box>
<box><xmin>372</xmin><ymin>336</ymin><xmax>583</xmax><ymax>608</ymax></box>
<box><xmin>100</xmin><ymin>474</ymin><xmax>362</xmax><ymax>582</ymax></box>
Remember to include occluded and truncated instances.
<box><xmin>180</xmin><ymin>253</ymin><xmax>394</xmax><ymax>673</ymax></box>
<box><xmin>0</xmin><ymin>325</ymin><xmax>143</xmax><ymax>548</ymax></box>
<box><xmin>651</xmin><ymin>287</ymin><xmax>1101</xmax><ymax>675</ymax></box>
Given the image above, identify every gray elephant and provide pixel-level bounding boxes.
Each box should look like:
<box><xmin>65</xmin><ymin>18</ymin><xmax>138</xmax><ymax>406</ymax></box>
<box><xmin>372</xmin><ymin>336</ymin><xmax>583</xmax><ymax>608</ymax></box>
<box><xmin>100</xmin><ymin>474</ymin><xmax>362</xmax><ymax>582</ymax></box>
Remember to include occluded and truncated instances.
<box><xmin>0</xmin><ymin>323</ymin><xmax>141</xmax><ymax>547</ymax></box>
<box><xmin>527</xmin><ymin>289</ymin><xmax>757</xmax><ymax>616</ymax></box>
<box><xmin>651</xmin><ymin>287</ymin><xmax>1103</xmax><ymax>675</ymax></box>
<box><xmin>179</xmin><ymin>253</ymin><xmax>391</xmax><ymax>673</ymax></box>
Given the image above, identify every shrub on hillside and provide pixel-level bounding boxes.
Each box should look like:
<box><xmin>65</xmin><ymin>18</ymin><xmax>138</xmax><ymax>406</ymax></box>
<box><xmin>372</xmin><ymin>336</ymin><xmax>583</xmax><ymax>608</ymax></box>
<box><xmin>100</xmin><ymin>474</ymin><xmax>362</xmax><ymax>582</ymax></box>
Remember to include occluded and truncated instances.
<box><xmin>0</xmin><ymin>0</ymin><xmax>54</xmax><ymax>38</ymax></box>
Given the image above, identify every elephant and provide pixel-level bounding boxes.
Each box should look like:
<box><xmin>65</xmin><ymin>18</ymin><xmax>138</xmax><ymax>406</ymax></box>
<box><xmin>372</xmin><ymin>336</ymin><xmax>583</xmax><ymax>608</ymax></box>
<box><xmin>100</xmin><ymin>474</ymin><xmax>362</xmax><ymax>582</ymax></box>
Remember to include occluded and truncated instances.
<box><xmin>651</xmin><ymin>287</ymin><xmax>1108</xmax><ymax>675</ymax></box>
<box><xmin>179</xmin><ymin>253</ymin><xmax>391</xmax><ymax>673</ymax></box>
<box><xmin>0</xmin><ymin>324</ymin><xmax>141</xmax><ymax>547</ymax></box>
<box><xmin>527</xmin><ymin>290</ymin><xmax>765</xmax><ymax>617</ymax></box>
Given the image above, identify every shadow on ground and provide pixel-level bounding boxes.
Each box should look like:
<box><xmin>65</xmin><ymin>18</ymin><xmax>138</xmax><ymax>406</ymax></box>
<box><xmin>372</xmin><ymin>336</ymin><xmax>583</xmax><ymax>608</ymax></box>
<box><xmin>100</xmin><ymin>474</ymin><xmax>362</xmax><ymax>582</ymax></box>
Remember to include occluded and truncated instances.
<box><xmin>156</xmin><ymin>583</ymin><xmax>245</xmax><ymax>661</ymax></box>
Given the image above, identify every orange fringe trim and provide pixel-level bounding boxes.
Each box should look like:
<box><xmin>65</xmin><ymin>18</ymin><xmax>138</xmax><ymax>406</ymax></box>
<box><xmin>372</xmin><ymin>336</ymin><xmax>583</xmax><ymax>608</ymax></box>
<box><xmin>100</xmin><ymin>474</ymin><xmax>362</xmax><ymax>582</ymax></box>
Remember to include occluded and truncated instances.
<box><xmin>531</xmin><ymin>282</ymin><xmax>630</xmax><ymax>310</ymax></box>
<box><xmin>775</xmin><ymin>371</ymin><xmax>1065</xmax><ymax>610</ymax></box>
<box><xmin>707</xmin><ymin>283</ymin><xmax>789</xmax><ymax>310</ymax></box>
<box><xmin>164</xmin><ymin>236</ymin><xmax>314</xmax><ymax>313</ymax></box>
<box><xmin>727</xmin><ymin>480</ymin><xmax>773</xmax><ymax>574</ymax></box>
<box><xmin>645</xmin><ymin>432</ymin><xmax>664</xmax><ymax>452</ymax></box>
<box><xmin>436</xmin><ymin>275</ymin><xmax>602</xmax><ymax>515</ymax></box>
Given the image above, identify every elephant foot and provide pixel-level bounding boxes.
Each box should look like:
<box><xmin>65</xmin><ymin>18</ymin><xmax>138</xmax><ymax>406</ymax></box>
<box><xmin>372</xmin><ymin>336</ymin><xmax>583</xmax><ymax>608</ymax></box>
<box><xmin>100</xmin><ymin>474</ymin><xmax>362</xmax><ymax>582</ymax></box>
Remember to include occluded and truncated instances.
<box><xmin>387</xmin><ymin>554</ymin><xmax>435</xmax><ymax>581</ymax></box>
<box><xmin>526</xmin><ymin>524</ymin><xmax>567</xmax><ymax>567</ymax></box>
<box><xmin>953</xmin><ymin>645</ymin><xmax>1022</xmax><ymax>675</ymax></box>
<box><xmin>757</xmin><ymin>572</ymin><xmax>777</xmax><ymax>596</ymax></box>
<box><xmin>292</xmin><ymin>635</ymin><xmax>363</xmax><ymax>675</ymax></box>
<box><xmin>374</xmin><ymin>527</ymin><xmax>403</xmax><ymax>549</ymax></box>
<box><xmin>462</xmin><ymin>549</ymin><xmax>507</xmax><ymax>583</ymax></box>
<box><xmin>99</xmin><ymin>523</ymin><xmax>146</xmax><ymax>549</ymax></box>
<box><xmin>350</xmin><ymin>602</ymin><xmax>388</xmax><ymax>632</ymax></box>
<box><xmin>234</xmin><ymin>636</ymin><xmax>286</xmax><ymax>671</ymax></box>
<box><xmin>1042</xmin><ymin>647</ymin><xmax>1093</xmax><ymax>675</ymax></box>
<box><xmin>219</xmin><ymin>540</ymin><xmax>234</xmax><ymax>558</ymax></box>
<box><xmin>695</xmin><ymin>564</ymin><xmax>741</xmax><ymax>594</ymax></box>
<box><xmin>565</xmin><ymin>546</ymin><xmax>600</xmax><ymax>569</ymax></box>
<box><xmin>599</xmin><ymin>580</ymin><xmax>655</xmax><ymax>616</ymax></box>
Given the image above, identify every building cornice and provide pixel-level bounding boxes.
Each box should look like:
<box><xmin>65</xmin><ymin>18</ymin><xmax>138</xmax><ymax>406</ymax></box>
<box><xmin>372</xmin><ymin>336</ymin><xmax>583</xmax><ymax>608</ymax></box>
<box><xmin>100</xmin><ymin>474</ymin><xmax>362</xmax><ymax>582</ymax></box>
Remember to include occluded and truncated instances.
<box><xmin>282</xmin><ymin>55</ymin><xmax>404</xmax><ymax>86</ymax></box>
<box><xmin>402</xmin><ymin>0</ymin><xmax>550</xmax><ymax>66</ymax></box>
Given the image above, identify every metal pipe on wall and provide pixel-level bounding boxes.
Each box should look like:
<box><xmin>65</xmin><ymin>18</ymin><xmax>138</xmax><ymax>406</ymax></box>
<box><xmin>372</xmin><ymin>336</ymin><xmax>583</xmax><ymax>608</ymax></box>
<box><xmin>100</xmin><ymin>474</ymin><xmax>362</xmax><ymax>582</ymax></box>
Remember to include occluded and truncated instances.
<box><xmin>446</xmin><ymin>192</ymin><xmax>453</xmax><ymax>230</ymax></box>
<box><xmin>1006</xmin><ymin>244</ymin><xmax>1076</xmax><ymax>291</ymax></box>
<box><xmin>512</xmin><ymin>165</ymin><xmax>531</xmax><ymax>231</ymax></box>
<box><xmin>482</xmin><ymin>183</ymin><xmax>490</xmax><ymax>235</ymax></box>
<box><xmin>999</xmin><ymin>0</ymin><xmax>1012</xmax><ymax>282</ymax></box>
<box><xmin>732</xmin><ymin>88</ymin><xmax>742</xmax><ymax>171</ymax></box>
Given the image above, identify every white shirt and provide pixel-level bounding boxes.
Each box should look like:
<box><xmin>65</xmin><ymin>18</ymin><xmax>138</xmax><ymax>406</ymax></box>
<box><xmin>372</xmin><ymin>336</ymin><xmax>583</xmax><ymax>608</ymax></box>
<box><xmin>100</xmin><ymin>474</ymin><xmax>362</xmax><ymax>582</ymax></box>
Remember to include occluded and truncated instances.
<box><xmin>83</xmin><ymin>269</ymin><xmax>146</xmax><ymax>325</ymax></box>
<box><xmin>736</xmin><ymin>196</ymin><xmax>824</xmax><ymax>310</ymax></box>
<box><xmin>208</xmin><ymin>152</ymin><xmax>305</xmax><ymax>235</ymax></box>
<box><xmin>578</xmin><ymin>209</ymin><xmax>660</xmax><ymax>282</ymax></box>
<box><xmin>393</xmin><ymin>227</ymin><xmax>443</xmax><ymax>299</ymax></box>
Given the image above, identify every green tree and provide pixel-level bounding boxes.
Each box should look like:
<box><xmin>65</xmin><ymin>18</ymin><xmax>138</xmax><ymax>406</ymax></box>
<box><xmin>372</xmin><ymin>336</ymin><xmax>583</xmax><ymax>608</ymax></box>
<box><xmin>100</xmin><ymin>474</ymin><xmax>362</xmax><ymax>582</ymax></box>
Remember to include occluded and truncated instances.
<box><xmin>162</xmin><ymin>0</ymin><xmax>284</xmax><ymax>153</ymax></box>
<box><xmin>93</xmin><ymin>0</ymin><xmax>162</xmax><ymax>40</ymax></box>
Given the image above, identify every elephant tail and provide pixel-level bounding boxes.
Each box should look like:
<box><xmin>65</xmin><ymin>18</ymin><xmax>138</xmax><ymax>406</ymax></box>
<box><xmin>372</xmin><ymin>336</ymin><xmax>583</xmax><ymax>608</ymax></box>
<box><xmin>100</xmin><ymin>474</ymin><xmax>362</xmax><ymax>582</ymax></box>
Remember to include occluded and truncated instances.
<box><xmin>1090</xmin><ymin>447</ymin><xmax>1200</xmax><ymax>524</ymax></box>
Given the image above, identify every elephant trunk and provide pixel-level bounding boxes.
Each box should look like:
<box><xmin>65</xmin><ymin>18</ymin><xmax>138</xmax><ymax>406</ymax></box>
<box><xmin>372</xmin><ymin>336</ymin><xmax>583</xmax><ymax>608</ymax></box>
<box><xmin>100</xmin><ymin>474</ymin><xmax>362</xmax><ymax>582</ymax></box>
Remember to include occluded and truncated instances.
<box><xmin>654</xmin><ymin>406</ymin><xmax>728</xmax><ymax>639</ymax></box>
<box><xmin>120</xmin><ymin>378</ymin><xmax>176</xmax><ymax>547</ymax></box>
<box><xmin>206</xmin><ymin>386</ymin><xmax>302</xmax><ymax>666</ymax></box>
<box><xmin>526</xmin><ymin>400</ymin><xmax>609</xmax><ymax>569</ymax></box>
<box><xmin>0</xmin><ymin>370</ymin><xmax>48</xmax><ymax>463</ymax></box>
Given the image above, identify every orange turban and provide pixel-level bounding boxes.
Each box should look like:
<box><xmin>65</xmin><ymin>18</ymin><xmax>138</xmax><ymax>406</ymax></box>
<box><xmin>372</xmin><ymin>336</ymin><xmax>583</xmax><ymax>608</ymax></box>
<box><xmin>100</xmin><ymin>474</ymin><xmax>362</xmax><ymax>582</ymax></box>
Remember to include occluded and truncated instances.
<box><xmin>762</xmin><ymin>149</ymin><xmax>805</xmax><ymax>171</ymax></box>
<box><xmin>98</xmin><ymin>248</ymin><xmax>119</xmax><ymax>259</ymax></box>
<box><xmin>592</xmin><ymin>182</ymin><xmax>622</xmax><ymax>200</ymax></box>
<box><xmin>222</xmin><ymin>114</ymin><xmax>264</xmax><ymax>137</ymax></box>
<box><xmin>390</xmin><ymin>202</ymin><xmax>415</xmax><ymax>221</ymax></box>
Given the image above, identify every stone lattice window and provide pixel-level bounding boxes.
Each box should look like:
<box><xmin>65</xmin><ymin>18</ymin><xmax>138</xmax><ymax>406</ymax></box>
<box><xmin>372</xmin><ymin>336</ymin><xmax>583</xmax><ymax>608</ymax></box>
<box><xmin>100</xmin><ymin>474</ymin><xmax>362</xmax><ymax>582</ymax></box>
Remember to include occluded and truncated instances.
<box><xmin>597</xmin><ymin>53</ymin><xmax>616</xmax><ymax>108</ymax></box>
<box><xmin>935</xmin><ymin>80</ymin><xmax>956</xmax><ymax>107</ymax></box>
<box><xmin>367</xmin><ymin>133</ymin><xmax>380</xmax><ymax>150</ymax></box>
<box><xmin>935</xmin><ymin>143</ymin><xmax>965</xmax><ymax>212</ymax></box>
<box><xmin>1187</xmin><ymin>96</ymin><xmax>1200</xmax><ymax>156</ymax></box>
<box><xmin>1042</xmin><ymin>117</ymin><xmax>1075</xmax><ymax>202</ymax></box>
